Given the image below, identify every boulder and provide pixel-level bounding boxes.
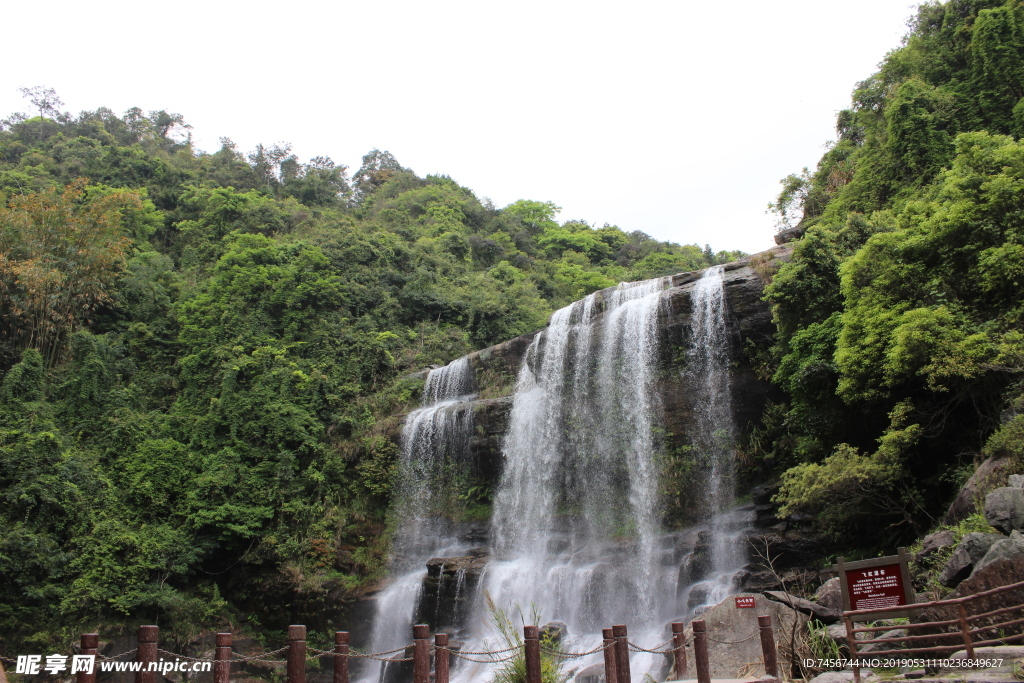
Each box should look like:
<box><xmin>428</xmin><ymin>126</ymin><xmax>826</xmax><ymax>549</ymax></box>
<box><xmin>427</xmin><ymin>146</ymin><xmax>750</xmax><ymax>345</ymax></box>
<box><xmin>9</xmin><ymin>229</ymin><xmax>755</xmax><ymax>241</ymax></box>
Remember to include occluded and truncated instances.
<box><xmin>1010</xmin><ymin>474</ymin><xmax>1024</xmax><ymax>488</ymax></box>
<box><xmin>677</xmin><ymin>531</ymin><xmax>714</xmax><ymax>587</ymax></box>
<box><xmin>539</xmin><ymin>621</ymin><xmax>568</xmax><ymax>645</ymax></box>
<box><xmin>808</xmin><ymin>672</ymin><xmax>857</xmax><ymax>683</ymax></box>
<box><xmin>686</xmin><ymin>581</ymin><xmax>719</xmax><ymax>611</ymax></box>
<box><xmin>763</xmin><ymin>590</ymin><xmax>842</xmax><ymax>624</ymax></box>
<box><xmin>774</xmin><ymin>226</ymin><xmax>806</xmax><ymax>245</ymax></box>
<box><xmin>984</xmin><ymin>487</ymin><xmax>1024</xmax><ymax>534</ymax></box>
<box><xmin>826</xmin><ymin>623</ymin><xmax>850</xmax><ymax>648</ymax></box>
<box><xmin>917</xmin><ymin>558</ymin><xmax>1024</xmax><ymax>644</ymax></box>
<box><xmin>973</xmin><ymin>530</ymin><xmax>1024</xmax><ymax>575</ymax></box>
<box><xmin>943</xmin><ymin>454</ymin><xmax>1015</xmax><ymax>525</ymax></box>
<box><xmin>574</xmin><ymin>662</ymin><xmax>606</xmax><ymax>683</ymax></box>
<box><xmin>417</xmin><ymin>551</ymin><xmax>490</xmax><ymax>631</ymax></box>
<box><xmin>734</xmin><ymin>568</ymin><xmax>783</xmax><ymax>593</ymax></box>
<box><xmin>914</xmin><ymin>529</ymin><xmax>955</xmax><ymax>565</ymax></box>
<box><xmin>951</xmin><ymin>556</ymin><xmax>1024</xmax><ymax>600</ymax></box>
<box><xmin>859</xmin><ymin>628</ymin><xmax>907</xmax><ymax>654</ymax></box>
<box><xmin>813</xmin><ymin>577</ymin><xmax>843</xmax><ymax>613</ymax></box>
<box><xmin>937</xmin><ymin>533</ymin><xmax>1004</xmax><ymax>588</ymax></box>
<box><xmin>680</xmin><ymin>592</ymin><xmax>807</xmax><ymax>679</ymax></box>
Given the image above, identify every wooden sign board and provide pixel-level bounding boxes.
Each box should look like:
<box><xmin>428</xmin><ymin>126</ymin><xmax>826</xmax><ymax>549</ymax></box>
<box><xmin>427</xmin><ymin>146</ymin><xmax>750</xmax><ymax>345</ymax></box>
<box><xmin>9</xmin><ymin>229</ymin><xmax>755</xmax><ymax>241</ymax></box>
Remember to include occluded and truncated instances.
<box><xmin>735</xmin><ymin>596</ymin><xmax>756</xmax><ymax>609</ymax></box>
<box><xmin>835</xmin><ymin>547</ymin><xmax>915</xmax><ymax>619</ymax></box>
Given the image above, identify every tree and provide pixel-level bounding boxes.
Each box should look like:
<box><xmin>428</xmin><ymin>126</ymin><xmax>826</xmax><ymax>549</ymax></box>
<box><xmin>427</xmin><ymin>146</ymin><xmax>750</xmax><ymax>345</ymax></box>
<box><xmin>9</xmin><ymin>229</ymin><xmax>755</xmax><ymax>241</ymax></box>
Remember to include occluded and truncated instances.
<box><xmin>18</xmin><ymin>86</ymin><xmax>65</xmax><ymax>119</ymax></box>
<box><xmin>0</xmin><ymin>179</ymin><xmax>137</xmax><ymax>367</ymax></box>
<box><xmin>353</xmin><ymin>149</ymin><xmax>404</xmax><ymax>203</ymax></box>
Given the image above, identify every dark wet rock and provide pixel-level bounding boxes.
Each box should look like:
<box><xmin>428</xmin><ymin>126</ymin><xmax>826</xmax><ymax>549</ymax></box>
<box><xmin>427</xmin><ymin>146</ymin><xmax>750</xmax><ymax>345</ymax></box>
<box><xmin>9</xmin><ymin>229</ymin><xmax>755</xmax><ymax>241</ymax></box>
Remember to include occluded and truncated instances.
<box><xmin>540</xmin><ymin>621</ymin><xmax>568</xmax><ymax>645</ymax></box>
<box><xmin>678</xmin><ymin>530</ymin><xmax>714</xmax><ymax>588</ymax></box>
<box><xmin>746</xmin><ymin>527</ymin><xmax>836</xmax><ymax>571</ymax></box>
<box><xmin>460</xmin><ymin>524</ymin><xmax>488</xmax><ymax>544</ymax></box>
<box><xmin>749</xmin><ymin>484</ymin><xmax>776</xmax><ymax>505</ymax></box>
<box><xmin>984</xmin><ymin>487</ymin><xmax>1024</xmax><ymax>534</ymax></box>
<box><xmin>943</xmin><ymin>454</ymin><xmax>1016</xmax><ymax>525</ymax></box>
<box><xmin>938</xmin><ymin>533</ymin><xmax>1005</xmax><ymax>588</ymax></box>
<box><xmin>813</xmin><ymin>577</ymin><xmax>843</xmax><ymax>612</ymax></box>
<box><xmin>417</xmin><ymin>552</ymin><xmax>490</xmax><ymax>632</ymax></box>
<box><xmin>764</xmin><ymin>590</ymin><xmax>842</xmax><ymax>624</ymax></box>
<box><xmin>775</xmin><ymin>226</ymin><xmax>806</xmax><ymax>245</ymax></box>
<box><xmin>735</xmin><ymin>567</ymin><xmax>784</xmax><ymax>593</ymax></box>
<box><xmin>685</xmin><ymin>581</ymin><xmax>718</xmax><ymax>611</ymax></box>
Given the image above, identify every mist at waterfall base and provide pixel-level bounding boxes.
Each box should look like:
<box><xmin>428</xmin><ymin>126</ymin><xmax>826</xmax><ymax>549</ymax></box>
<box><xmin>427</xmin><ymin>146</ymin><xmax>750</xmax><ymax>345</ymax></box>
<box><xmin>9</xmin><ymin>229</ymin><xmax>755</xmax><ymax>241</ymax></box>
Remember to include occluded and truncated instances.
<box><xmin>361</xmin><ymin>267</ymin><xmax>749</xmax><ymax>683</ymax></box>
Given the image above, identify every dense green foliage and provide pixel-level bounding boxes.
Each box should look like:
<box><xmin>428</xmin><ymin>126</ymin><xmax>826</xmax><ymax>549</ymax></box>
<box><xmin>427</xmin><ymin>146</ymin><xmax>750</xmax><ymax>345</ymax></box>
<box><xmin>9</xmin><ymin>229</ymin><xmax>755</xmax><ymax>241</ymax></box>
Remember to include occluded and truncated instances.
<box><xmin>763</xmin><ymin>0</ymin><xmax>1024</xmax><ymax>546</ymax></box>
<box><xmin>0</xmin><ymin>100</ymin><xmax>741</xmax><ymax>648</ymax></box>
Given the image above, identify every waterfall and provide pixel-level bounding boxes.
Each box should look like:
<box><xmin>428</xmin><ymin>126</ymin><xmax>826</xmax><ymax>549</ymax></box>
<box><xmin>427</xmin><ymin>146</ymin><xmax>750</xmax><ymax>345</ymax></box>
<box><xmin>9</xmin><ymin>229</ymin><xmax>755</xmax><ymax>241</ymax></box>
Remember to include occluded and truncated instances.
<box><xmin>487</xmin><ymin>278</ymin><xmax>668</xmax><ymax>627</ymax></box>
<box><xmin>360</xmin><ymin>358</ymin><xmax>476</xmax><ymax>683</ymax></box>
<box><xmin>363</xmin><ymin>266</ymin><xmax>749</xmax><ymax>683</ymax></box>
<box><xmin>682</xmin><ymin>266</ymin><xmax>745</xmax><ymax>609</ymax></box>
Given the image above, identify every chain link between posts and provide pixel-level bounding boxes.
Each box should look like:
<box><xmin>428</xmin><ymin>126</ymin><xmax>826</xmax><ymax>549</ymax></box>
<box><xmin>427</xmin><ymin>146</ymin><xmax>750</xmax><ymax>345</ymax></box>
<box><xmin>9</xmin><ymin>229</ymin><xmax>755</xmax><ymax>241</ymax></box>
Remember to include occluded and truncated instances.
<box><xmin>539</xmin><ymin>641</ymin><xmax>614</xmax><ymax>658</ymax></box>
<box><xmin>97</xmin><ymin>649</ymin><xmax>138</xmax><ymax>662</ymax></box>
<box><xmin>706</xmin><ymin>632</ymin><xmax>759</xmax><ymax>644</ymax></box>
<box><xmin>627</xmin><ymin>638</ymin><xmax>688</xmax><ymax>654</ymax></box>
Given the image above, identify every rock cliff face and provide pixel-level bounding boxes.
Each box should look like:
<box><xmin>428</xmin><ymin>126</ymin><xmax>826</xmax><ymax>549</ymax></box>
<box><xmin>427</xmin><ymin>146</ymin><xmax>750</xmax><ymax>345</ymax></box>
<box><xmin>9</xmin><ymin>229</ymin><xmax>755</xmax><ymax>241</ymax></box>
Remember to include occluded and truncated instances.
<box><xmin>395</xmin><ymin>246</ymin><xmax>791</xmax><ymax>524</ymax></box>
<box><xmin>355</xmin><ymin>247</ymin><xmax>800</xmax><ymax>650</ymax></box>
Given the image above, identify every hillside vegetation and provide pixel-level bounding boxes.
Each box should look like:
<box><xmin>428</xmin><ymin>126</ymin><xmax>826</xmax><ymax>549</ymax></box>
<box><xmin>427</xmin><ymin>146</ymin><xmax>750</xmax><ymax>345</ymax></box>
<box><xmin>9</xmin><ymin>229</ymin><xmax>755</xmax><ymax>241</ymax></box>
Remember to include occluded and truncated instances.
<box><xmin>761</xmin><ymin>0</ymin><xmax>1024</xmax><ymax>545</ymax></box>
<box><xmin>0</xmin><ymin>92</ymin><xmax>741</xmax><ymax>647</ymax></box>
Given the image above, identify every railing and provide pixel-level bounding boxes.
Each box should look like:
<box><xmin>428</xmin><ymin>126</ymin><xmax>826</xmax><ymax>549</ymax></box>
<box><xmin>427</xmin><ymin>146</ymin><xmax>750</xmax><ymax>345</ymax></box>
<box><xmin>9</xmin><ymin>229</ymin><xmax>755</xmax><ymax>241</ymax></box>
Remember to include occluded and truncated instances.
<box><xmin>4</xmin><ymin>616</ymin><xmax>782</xmax><ymax>683</ymax></box>
<box><xmin>844</xmin><ymin>579</ymin><xmax>1024</xmax><ymax>683</ymax></box>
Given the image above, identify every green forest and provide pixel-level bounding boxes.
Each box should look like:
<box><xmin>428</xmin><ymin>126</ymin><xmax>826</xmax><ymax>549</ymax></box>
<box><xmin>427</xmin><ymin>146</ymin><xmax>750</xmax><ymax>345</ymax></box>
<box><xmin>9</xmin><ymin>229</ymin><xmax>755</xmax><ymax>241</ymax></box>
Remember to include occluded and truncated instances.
<box><xmin>0</xmin><ymin>87</ymin><xmax>741</xmax><ymax>647</ymax></box>
<box><xmin>2</xmin><ymin>0</ymin><xmax>1024</xmax><ymax>656</ymax></box>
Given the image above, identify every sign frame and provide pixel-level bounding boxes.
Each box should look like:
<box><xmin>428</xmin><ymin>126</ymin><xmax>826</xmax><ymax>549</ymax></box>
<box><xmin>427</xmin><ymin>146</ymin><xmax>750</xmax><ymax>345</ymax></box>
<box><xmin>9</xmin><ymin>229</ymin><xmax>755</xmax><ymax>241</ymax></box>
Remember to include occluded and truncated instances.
<box><xmin>835</xmin><ymin>546</ymin><xmax>915</xmax><ymax>619</ymax></box>
<box><xmin>734</xmin><ymin>596</ymin><xmax>756</xmax><ymax>609</ymax></box>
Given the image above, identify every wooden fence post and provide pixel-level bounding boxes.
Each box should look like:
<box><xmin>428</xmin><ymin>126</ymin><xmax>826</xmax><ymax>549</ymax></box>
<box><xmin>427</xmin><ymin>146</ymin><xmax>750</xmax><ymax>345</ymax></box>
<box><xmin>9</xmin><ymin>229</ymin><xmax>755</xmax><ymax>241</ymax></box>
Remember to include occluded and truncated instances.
<box><xmin>846</xmin><ymin>615</ymin><xmax>861</xmax><ymax>683</ymax></box>
<box><xmin>435</xmin><ymin>633</ymin><xmax>450</xmax><ymax>683</ymax></box>
<box><xmin>78</xmin><ymin>634</ymin><xmax>99</xmax><ymax>683</ymax></box>
<box><xmin>957</xmin><ymin>603</ymin><xmax>976</xmax><ymax>658</ymax></box>
<box><xmin>602</xmin><ymin>628</ymin><xmax>618</xmax><ymax>683</ymax></box>
<box><xmin>287</xmin><ymin>626</ymin><xmax>306</xmax><ymax>683</ymax></box>
<box><xmin>692</xmin><ymin>619</ymin><xmax>710</xmax><ymax>683</ymax></box>
<box><xmin>214</xmin><ymin>633</ymin><xmax>232</xmax><ymax>683</ymax></box>
<box><xmin>671</xmin><ymin>622</ymin><xmax>688</xmax><ymax>680</ymax></box>
<box><xmin>758</xmin><ymin>615</ymin><xmax>778</xmax><ymax>679</ymax></box>
<box><xmin>135</xmin><ymin>625</ymin><xmax>158</xmax><ymax>683</ymax></box>
<box><xmin>524</xmin><ymin>625</ymin><xmax>541</xmax><ymax>683</ymax></box>
<box><xmin>612</xmin><ymin>624</ymin><xmax>631</xmax><ymax>683</ymax></box>
<box><xmin>333</xmin><ymin>632</ymin><xmax>349</xmax><ymax>683</ymax></box>
<box><xmin>413</xmin><ymin>624</ymin><xmax>430</xmax><ymax>683</ymax></box>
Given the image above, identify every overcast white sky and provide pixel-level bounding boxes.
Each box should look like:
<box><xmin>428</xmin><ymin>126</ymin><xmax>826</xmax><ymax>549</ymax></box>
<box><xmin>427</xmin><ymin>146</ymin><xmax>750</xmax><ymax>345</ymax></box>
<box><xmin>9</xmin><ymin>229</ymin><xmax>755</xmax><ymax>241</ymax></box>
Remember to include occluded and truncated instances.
<box><xmin>2</xmin><ymin>0</ymin><xmax>914</xmax><ymax>254</ymax></box>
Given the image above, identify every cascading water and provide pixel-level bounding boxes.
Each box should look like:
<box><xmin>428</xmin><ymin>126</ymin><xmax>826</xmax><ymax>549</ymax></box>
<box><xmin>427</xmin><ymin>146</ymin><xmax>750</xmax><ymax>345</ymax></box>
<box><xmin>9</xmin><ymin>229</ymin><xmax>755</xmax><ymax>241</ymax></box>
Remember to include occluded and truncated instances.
<box><xmin>363</xmin><ymin>266</ymin><xmax>748</xmax><ymax>683</ymax></box>
<box><xmin>681</xmin><ymin>266</ymin><xmax>748</xmax><ymax>611</ymax></box>
<box><xmin>360</xmin><ymin>358</ymin><xmax>476</xmax><ymax>683</ymax></box>
<box><xmin>452</xmin><ymin>277</ymin><xmax>675</xmax><ymax>681</ymax></box>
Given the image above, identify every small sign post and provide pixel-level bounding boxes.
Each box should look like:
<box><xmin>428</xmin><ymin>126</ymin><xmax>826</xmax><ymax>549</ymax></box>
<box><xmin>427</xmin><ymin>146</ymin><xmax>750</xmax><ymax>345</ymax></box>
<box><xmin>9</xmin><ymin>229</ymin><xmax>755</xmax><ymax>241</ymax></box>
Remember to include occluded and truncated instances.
<box><xmin>734</xmin><ymin>596</ymin><xmax>756</xmax><ymax>609</ymax></box>
<box><xmin>835</xmin><ymin>547</ymin><xmax>915</xmax><ymax>618</ymax></box>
